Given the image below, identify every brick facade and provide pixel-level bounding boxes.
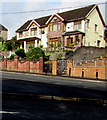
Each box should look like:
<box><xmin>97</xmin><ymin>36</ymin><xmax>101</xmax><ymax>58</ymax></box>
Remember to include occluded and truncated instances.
<box><xmin>0</xmin><ymin>57</ymin><xmax>43</xmax><ymax>73</ymax></box>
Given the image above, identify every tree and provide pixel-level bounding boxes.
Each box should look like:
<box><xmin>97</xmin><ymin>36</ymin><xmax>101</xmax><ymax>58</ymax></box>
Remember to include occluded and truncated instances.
<box><xmin>15</xmin><ymin>48</ymin><xmax>26</xmax><ymax>58</ymax></box>
<box><xmin>26</xmin><ymin>47</ymin><xmax>45</xmax><ymax>60</ymax></box>
<box><xmin>7</xmin><ymin>36</ymin><xmax>19</xmax><ymax>50</ymax></box>
<box><xmin>2</xmin><ymin>41</ymin><xmax>8</xmax><ymax>51</ymax></box>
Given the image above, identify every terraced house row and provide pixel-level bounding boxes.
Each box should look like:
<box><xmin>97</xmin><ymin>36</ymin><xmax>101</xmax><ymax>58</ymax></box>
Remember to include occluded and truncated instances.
<box><xmin>16</xmin><ymin>4</ymin><xmax>107</xmax><ymax>52</ymax></box>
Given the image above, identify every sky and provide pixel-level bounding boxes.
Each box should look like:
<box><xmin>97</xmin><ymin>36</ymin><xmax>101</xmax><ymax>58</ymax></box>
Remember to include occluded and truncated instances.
<box><xmin>0</xmin><ymin>0</ymin><xmax>107</xmax><ymax>40</ymax></box>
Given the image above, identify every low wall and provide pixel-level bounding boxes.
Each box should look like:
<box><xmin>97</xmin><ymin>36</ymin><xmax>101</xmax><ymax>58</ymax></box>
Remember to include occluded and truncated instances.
<box><xmin>0</xmin><ymin>57</ymin><xmax>43</xmax><ymax>73</ymax></box>
<box><xmin>67</xmin><ymin>58</ymin><xmax>107</xmax><ymax>80</ymax></box>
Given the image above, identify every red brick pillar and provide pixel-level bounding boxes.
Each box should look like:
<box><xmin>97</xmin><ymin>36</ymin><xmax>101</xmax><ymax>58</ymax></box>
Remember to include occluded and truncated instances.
<box><xmin>26</xmin><ymin>60</ymin><xmax>30</xmax><ymax>72</ymax></box>
<box><xmin>52</xmin><ymin>60</ymin><xmax>58</xmax><ymax>75</ymax></box>
<box><xmin>3</xmin><ymin>58</ymin><xmax>7</xmax><ymax>70</ymax></box>
<box><xmin>14</xmin><ymin>57</ymin><xmax>18</xmax><ymax>71</ymax></box>
<box><xmin>39</xmin><ymin>57</ymin><xmax>43</xmax><ymax>73</ymax></box>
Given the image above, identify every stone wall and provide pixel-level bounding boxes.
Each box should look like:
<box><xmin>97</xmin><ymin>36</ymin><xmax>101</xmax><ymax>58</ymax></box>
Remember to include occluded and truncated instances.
<box><xmin>68</xmin><ymin>46</ymin><xmax>107</xmax><ymax>65</ymax></box>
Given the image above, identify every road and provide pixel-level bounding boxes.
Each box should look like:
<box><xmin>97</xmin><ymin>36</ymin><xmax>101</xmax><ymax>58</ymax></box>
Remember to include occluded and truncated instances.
<box><xmin>1</xmin><ymin>71</ymin><xmax>107</xmax><ymax>120</ymax></box>
<box><xmin>1</xmin><ymin>71</ymin><xmax>107</xmax><ymax>99</ymax></box>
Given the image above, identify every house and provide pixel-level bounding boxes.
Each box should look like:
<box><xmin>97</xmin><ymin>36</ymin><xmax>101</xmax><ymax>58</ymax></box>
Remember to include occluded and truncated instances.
<box><xmin>16</xmin><ymin>16</ymin><xmax>51</xmax><ymax>52</ymax></box>
<box><xmin>16</xmin><ymin>4</ymin><xmax>106</xmax><ymax>52</ymax></box>
<box><xmin>104</xmin><ymin>25</ymin><xmax>107</xmax><ymax>41</ymax></box>
<box><xmin>0</xmin><ymin>24</ymin><xmax>8</xmax><ymax>42</ymax></box>
<box><xmin>0</xmin><ymin>24</ymin><xmax>8</xmax><ymax>50</ymax></box>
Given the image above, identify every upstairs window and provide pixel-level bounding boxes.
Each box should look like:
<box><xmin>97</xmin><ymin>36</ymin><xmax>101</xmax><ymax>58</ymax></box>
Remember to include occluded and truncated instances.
<box><xmin>74</xmin><ymin>21</ymin><xmax>81</xmax><ymax>30</ymax></box>
<box><xmin>49</xmin><ymin>23</ymin><xmax>61</xmax><ymax>31</ymax></box>
<box><xmin>31</xmin><ymin>28</ymin><xmax>37</xmax><ymax>36</ymax></box>
<box><xmin>86</xmin><ymin>19</ymin><xmax>90</xmax><ymax>28</ymax></box>
<box><xmin>95</xmin><ymin>24</ymin><xmax>98</xmax><ymax>32</ymax></box>
<box><xmin>19</xmin><ymin>32</ymin><xmax>23</xmax><ymax>38</ymax></box>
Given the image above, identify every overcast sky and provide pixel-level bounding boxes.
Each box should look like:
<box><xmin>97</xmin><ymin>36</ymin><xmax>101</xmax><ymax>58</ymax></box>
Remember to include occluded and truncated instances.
<box><xmin>0</xmin><ymin>0</ymin><xmax>107</xmax><ymax>39</ymax></box>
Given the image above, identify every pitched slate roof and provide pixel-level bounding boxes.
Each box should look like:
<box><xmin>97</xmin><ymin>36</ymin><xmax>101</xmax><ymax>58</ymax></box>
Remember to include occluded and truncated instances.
<box><xmin>58</xmin><ymin>4</ymin><xmax>95</xmax><ymax>21</ymax></box>
<box><xmin>16</xmin><ymin>15</ymin><xmax>51</xmax><ymax>32</ymax></box>
<box><xmin>35</xmin><ymin>15</ymin><xmax>51</xmax><ymax>27</ymax></box>
<box><xmin>0</xmin><ymin>24</ymin><xmax>8</xmax><ymax>31</ymax></box>
<box><xmin>16</xmin><ymin>4</ymin><xmax>96</xmax><ymax>32</ymax></box>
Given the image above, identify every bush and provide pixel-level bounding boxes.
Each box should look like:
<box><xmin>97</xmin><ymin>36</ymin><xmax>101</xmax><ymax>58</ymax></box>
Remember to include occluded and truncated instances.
<box><xmin>15</xmin><ymin>48</ymin><xmax>26</xmax><ymax>58</ymax></box>
<box><xmin>26</xmin><ymin>47</ymin><xmax>45</xmax><ymax>60</ymax></box>
<box><xmin>57</xmin><ymin>53</ymin><xmax>63</xmax><ymax>60</ymax></box>
<box><xmin>50</xmin><ymin>43</ymin><xmax>54</xmax><ymax>47</ymax></box>
<box><xmin>44</xmin><ymin>54</ymin><xmax>50</xmax><ymax>61</ymax></box>
<box><xmin>57</xmin><ymin>43</ymin><xmax>61</xmax><ymax>47</ymax></box>
<box><xmin>63</xmin><ymin>49</ymin><xmax>73</xmax><ymax>55</ymax></box>
<box><xmin>9</xmin><ymin>54</ymin><xmax>16</xmax><ymax>60</ymax></box>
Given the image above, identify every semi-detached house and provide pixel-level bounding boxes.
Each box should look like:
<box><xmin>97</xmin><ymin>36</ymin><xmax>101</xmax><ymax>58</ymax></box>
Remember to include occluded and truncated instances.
<box><xmin>16</xmin><ymin>4</ymin><xmax>107</xmax><ymax>52</ymax></box>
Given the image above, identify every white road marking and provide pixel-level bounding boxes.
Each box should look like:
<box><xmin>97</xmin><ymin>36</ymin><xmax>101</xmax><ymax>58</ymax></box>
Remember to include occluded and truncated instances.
<box><xmin>0</xmin><ymin>111</ymin><xmax>20</xmax><ymax>114</ymax></box>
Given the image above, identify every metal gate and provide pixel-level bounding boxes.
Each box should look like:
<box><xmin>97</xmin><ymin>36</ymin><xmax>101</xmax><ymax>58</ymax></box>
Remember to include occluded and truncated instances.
<box><xmin>57</xmin><ymin>60</ymin><xmax>67</xmax><ymax>75</ymax></box>
<box><xmin>44</xmin><ymin>61</ymin><xmax>52</xmax><ymax>74</ymax></box>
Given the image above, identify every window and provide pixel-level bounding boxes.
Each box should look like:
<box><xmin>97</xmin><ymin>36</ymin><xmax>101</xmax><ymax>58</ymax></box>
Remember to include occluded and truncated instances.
<box><xmin>19</xmin><ymin>32</ymin><xmax>23</xmax><ymax>38</ymax></box>
<box><xmin>49</xmin><ymin>38</ymin><xmax>61</xmax><ymax>47</ymax></box>
<box><xmin>97</xmin><ymin>40</ymin><xmax>101</xmax><ymax>47</ymax></box>
<box><xmin>67</xmin><ymin>37</ymin><xmax>73</xmax><ymax>46</ymax></box>
<box><xmin>49</xmin><ymin>23</ymin><xmax>61</xmax><ymax>31</ymax></box>
<box><xmin>31</xmin><ymin>28</ymin><xmax>37</xmax><ymax>36</ymax></box>
<box><xmin>86</xmin><ymin>19</ymin><xmax>90</xmax><ymax>28</ymax></box>
<box><xmin>53</xmin><ymin>24</ymin><xmax>57</xmax><ymax>31</ymax></box>
<box><xmin>49</xmin><ymin>25</ymin><xmax>53</xmax><ymax>31</ymax></box>
<box><xmin>74</xmin><ymin>21</ymin><xmax>81</xmax><ymax>30</ymax></box>
<box><xmin>95</xmin><ymin>24</ymin><xmax>98</xmax><ymax>32</ymax></box>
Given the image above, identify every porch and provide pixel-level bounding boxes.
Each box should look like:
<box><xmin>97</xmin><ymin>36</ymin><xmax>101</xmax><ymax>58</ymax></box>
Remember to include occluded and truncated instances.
<box><xmin>62</xmin><ymin>30</ymin><xmax>85</xmax><ymax>51</ymax></box>
<box><xmin>16</xmin><ymin>37</ymin><xmax>41</xmax><ymax>52</ymax></box>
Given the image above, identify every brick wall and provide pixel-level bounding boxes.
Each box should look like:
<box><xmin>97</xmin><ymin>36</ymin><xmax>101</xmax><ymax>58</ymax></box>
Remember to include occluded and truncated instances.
<box><xmin>67</xmin><ymin>57</ymin><xmax>107</xmax><ymax>80</ymax></box>
<box><xmin>0</xmin><ymin>57</ymin><xmax>43</xmax><ymax>74</ymax></box>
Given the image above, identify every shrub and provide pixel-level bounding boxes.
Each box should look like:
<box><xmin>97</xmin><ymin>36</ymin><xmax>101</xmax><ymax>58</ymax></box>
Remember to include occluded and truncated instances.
<box><xmin>15</xmin><ymin>48</ymin><xmax>26</xmax><ymax>58</ymax></box>
<box><xmin>9</xmin><ymin>54</ymin><xmax>16</xmax><ymax>60</ymax></box>
<box><xmin>50</xmin><ymin>43</ymin><xmax>54</xmax><ymax>47</ymax></box>
<box><xmin>44</xmin><ymin>54</ymin><xmax>50</xmax><ymax>61</ymax></box>
<box><xmin>40</xmin><ymin>45</ymin><xmax>44</xmax><ymax>48</ymax></box>
<box><xmin>26</xmin><ymin>47</ymin><xmax>45</xmax><ymax>60</ymax></box>
<box><xmin>57</xmin><ymin>43</ymin><xmax>61</xmax><ymax>47</ymax></box>
<box><xmin>69</xmin><ymin>43</ymin><xmax>75</xmax><ymax>47</ymax></box>
<box><xmin>57</xmin><ymin>53</ymin><xmax>63</xmax><ymax>60</ymax></box>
